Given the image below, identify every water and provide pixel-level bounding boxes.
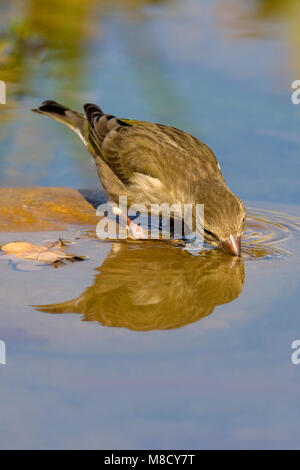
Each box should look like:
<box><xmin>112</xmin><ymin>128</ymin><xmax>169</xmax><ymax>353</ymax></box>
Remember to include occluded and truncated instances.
<box><xmin>1</xmin><ymin>0</ymin><xmax>300</xmax><ymax>450</ymax></box>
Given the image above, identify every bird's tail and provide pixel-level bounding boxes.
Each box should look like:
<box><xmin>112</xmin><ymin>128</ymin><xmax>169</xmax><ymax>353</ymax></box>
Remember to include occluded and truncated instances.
<box><xmin>32</xmin><ymin>100</ymin><xmax>87</xmax><ymax>141</ymax></box>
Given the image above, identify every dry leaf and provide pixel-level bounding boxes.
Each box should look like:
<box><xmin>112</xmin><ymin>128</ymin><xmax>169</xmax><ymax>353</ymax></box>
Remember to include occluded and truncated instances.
<box><xmin>1</xmin><ymin>241</ymin><xmax>44</xmax><ymax>254</ymax></box>
<box><xmin>0</xmin><ymin>239</ymin><xmax>86</xmax><ymax>265</ymax></box>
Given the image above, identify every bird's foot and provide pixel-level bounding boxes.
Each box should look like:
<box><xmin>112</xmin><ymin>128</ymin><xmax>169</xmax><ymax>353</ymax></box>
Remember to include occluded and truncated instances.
<box><xmin>128</xmin><ymin>221</ymin><xmax>147</xmax><ymax>239</ymax></box>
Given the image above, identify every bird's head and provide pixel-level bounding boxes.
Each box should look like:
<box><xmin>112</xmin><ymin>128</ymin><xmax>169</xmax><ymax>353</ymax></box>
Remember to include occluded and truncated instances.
<box><xmin>195</xmin><ymin>181</ymin><xmax>245</xmax><ymax>256</ymax></box>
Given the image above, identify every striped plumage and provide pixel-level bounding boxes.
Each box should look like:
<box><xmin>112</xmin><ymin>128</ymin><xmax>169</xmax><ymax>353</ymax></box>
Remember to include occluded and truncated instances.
<box><xmin>33</xmin><ymin>100</ymin><xmax>245</xmax><ymax>255</ymax></box>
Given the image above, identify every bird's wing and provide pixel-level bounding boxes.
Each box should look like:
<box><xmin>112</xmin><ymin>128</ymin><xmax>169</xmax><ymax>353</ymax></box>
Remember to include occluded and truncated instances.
<box><xmin>84</xmin><ymin>103</ymin><xmax>221</xmax><ymax>187</ymax></box>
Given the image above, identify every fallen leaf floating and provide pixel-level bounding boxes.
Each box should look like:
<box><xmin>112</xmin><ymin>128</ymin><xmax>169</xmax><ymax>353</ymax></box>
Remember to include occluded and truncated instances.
<box><xmin>0</xmin><ymin>239</ymin><xmax>87</xmax><ymax>266</ymax></box>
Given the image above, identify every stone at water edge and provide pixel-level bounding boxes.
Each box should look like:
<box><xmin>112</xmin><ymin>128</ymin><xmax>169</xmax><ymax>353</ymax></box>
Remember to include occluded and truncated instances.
<box><xmin>0</xmin><ymin>187</ymin><xmax>100</xmax><ymax>232</ymax></box>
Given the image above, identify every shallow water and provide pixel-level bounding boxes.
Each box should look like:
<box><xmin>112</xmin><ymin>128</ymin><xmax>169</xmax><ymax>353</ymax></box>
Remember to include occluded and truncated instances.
<box><xmin>1</xmin><ymin>204</ymin><xmax>300</xmax><ymax>449</ymax></box>
<box><xmin>1</xmin><ymin>0</ymin><xmax>300</xmax><ymax>450</ymax></box>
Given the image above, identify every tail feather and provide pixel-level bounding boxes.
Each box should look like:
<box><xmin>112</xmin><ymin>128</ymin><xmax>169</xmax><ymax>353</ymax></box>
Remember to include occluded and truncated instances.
<box><xmin>33</xmin><ymin>100</ymin><xmax>69</xmax><ymax>116</ymax></box>
<box><xmin>32</xmin><ymin>100</ymin><xmax>86</xmax><ymax>141</ymax></box>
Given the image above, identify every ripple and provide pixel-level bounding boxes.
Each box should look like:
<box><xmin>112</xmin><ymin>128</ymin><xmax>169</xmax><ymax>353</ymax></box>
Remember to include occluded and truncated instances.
<box><xmin>243</xmin><ymin>207</ymin><xmax>300</xmax><ymax>259</ymax></box>
<box><xmin>86</xmin><ymin>207</ymin><xmax>300</xmax><ymax>261</ymax></box>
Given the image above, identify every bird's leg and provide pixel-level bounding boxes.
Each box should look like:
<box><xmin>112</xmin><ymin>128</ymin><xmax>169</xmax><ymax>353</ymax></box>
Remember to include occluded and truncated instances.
<box><xmin>112</xmin><ymin>205</ymin><xmax>147</xmax><ymax>239</ymax></box>
<box><xmin>126</xmin><ymin>215</ymin><xmax>147</xmax><ymax>239</ymax></box>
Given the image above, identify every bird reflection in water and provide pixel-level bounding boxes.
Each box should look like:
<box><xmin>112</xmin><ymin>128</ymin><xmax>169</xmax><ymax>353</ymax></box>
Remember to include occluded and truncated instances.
<box><xmin>36</xmin><ymin>242</ymin><xmax>245</xmax><ymax>331</ymax></box>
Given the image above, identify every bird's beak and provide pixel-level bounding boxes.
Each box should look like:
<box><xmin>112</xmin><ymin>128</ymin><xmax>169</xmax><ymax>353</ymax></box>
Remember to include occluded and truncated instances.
<box><xmin>220</xmin><ymin>235</ymin><xmax>241</xmax><ymax>257</ymax></box>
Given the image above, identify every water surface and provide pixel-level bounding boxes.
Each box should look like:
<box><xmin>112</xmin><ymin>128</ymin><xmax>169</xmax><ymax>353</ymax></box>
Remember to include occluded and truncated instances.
<box><xmin>1</xmin><ymin>0</ymin><xmax>300</xmax><ymax>450</ymax></box>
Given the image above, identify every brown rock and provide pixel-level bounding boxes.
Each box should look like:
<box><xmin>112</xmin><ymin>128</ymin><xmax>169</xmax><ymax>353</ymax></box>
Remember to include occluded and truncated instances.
<box><xmin>0</xmin><ymin>187</ymin><xmax>100</xmax><ymax>232</ymax></box>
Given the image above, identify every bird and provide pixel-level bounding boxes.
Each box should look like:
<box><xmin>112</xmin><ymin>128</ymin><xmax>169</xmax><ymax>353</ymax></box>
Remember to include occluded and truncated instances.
<box><xmin>32</xmin><ymin>100</ymin><xmax>245</xmax><ymax>256</ymax></box>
